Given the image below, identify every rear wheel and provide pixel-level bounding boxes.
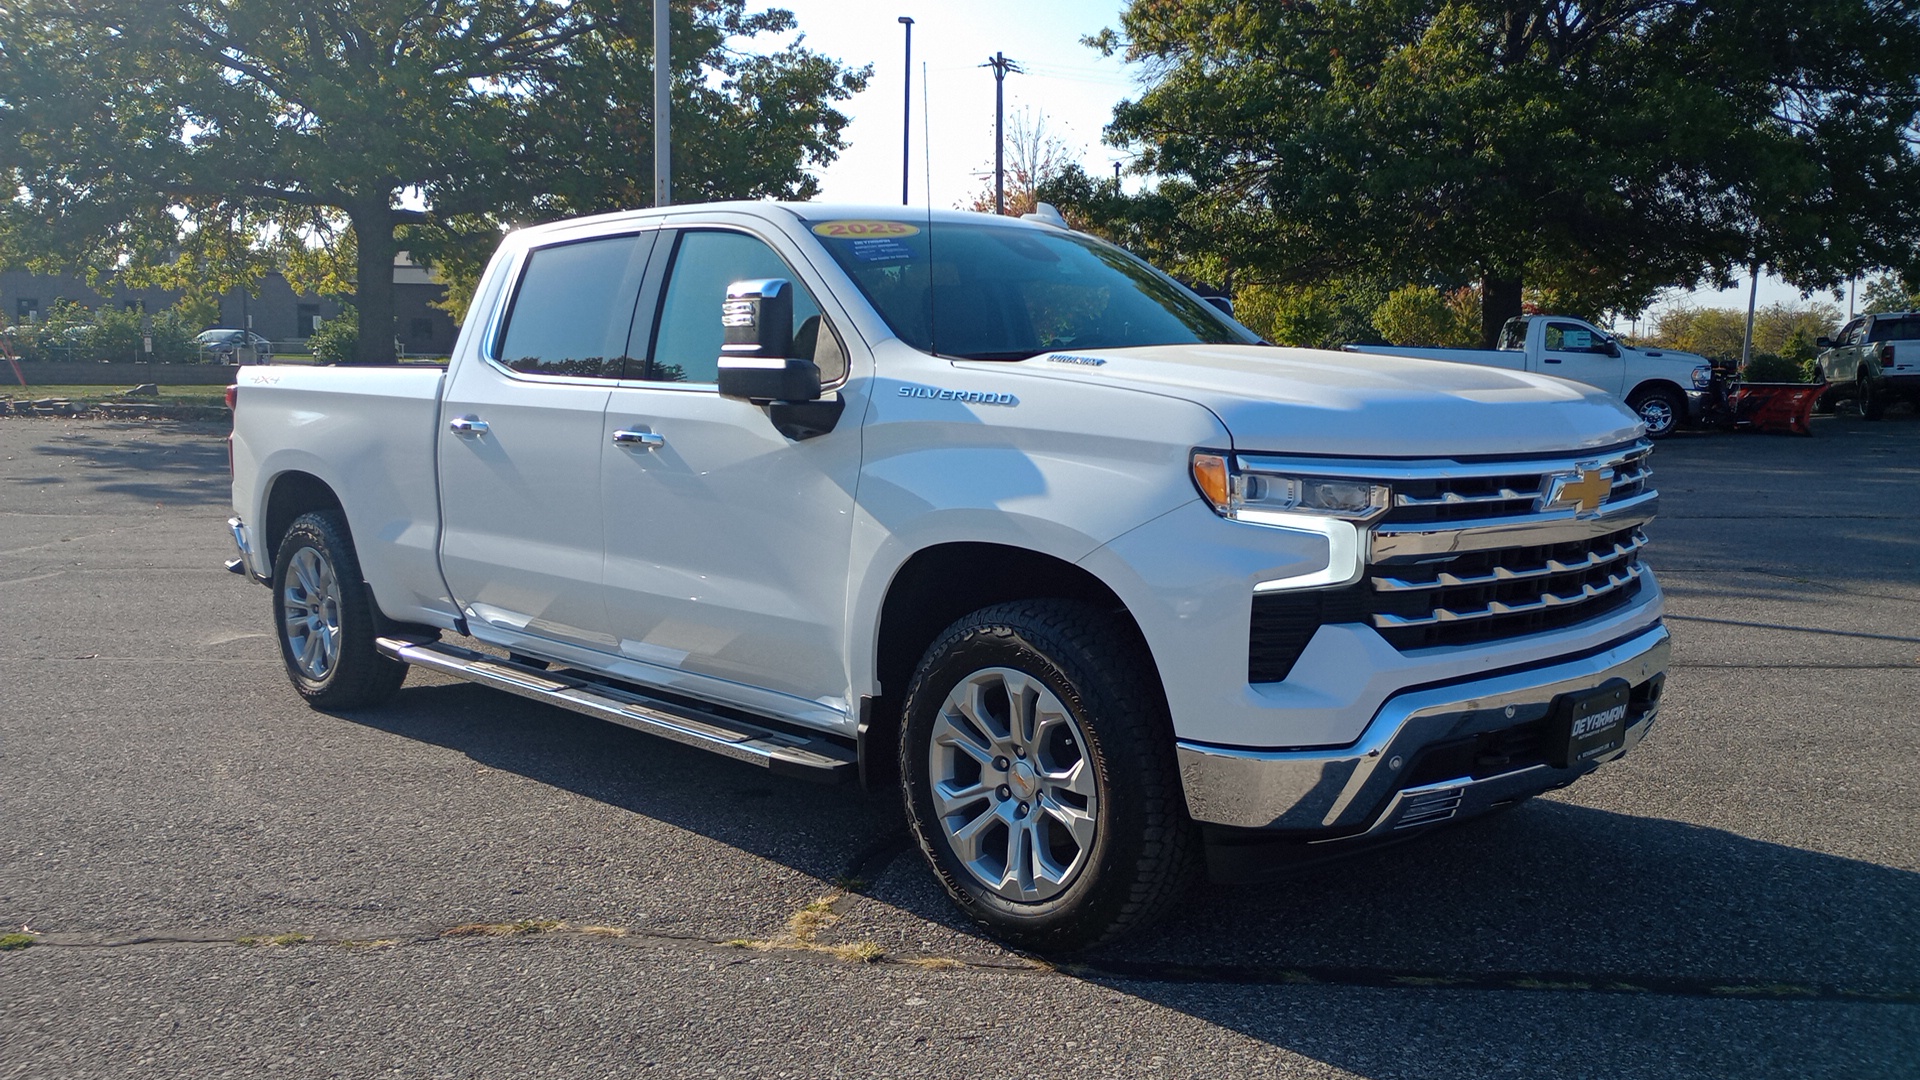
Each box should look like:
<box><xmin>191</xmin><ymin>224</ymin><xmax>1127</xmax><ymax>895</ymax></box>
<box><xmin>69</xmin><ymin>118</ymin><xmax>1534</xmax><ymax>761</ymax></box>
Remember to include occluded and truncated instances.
<box><xmin>1856</xmin><ymin>368</ymin><xmax>1886</xmax><ymax>420</ymax></box>
<box><xmin>272</xmin><ymin>510</ymin><xmax>407</xmax><ymax>709</ymax></box>
<box><xmin>899</xmin><ymin>600</ymin><xmax>1195</xmax><ymax>953</ymax></box>
<box><xmin>1627</xmin><ymin>386</ymin><xmax>1683</xmax><ymax>439</ymax></box>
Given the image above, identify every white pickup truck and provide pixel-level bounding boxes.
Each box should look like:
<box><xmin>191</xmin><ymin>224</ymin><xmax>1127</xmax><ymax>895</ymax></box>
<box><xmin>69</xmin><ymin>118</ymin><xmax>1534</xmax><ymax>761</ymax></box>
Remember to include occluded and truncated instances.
<box><xmin>1816</xmin><ymin>310</ymin><xmax>1920</xmax><ymax>418</ymax></box>
<box><xmin>1346</xmin><ymin>315</ymin><xmax>1714</xmax><ymax>438</ymax></box>
<box><xmin>227</xmin><ymin>203</ymin><xmax>1669</xmax><ymax>950</ymax></box>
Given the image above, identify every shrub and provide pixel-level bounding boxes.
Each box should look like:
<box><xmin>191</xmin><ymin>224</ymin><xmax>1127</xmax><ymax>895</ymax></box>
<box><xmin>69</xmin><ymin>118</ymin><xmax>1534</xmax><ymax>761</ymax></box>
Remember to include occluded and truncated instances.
<box><xmin>1741</xmin><ymin>352</ymin><xmax>1812</xmax><ymax>383</ymax></box>
<box><xmin>308</xmin><ymin>308</ymin><xmax>357</xmax><ymax>364</ymax></box>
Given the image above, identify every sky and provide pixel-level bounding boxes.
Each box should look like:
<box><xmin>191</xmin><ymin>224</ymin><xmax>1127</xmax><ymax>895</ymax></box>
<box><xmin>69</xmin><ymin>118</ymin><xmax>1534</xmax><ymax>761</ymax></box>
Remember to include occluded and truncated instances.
<box><xmin>762</xmin><ymin>1</ymin><xmax>1857</xmax><ymax>326</ymax></box>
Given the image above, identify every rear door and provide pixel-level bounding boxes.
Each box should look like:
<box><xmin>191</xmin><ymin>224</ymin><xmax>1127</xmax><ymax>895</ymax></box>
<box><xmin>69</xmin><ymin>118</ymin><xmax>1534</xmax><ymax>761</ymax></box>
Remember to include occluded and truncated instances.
<box><xmin>437</xmin><ymin>229</ymin><xmax>657</xmax><ymax>651</ymax></box>
<box><xmin>596</xmin><ymin>222</ymin><xmax>865</xmax><ymax>729</ymax></box>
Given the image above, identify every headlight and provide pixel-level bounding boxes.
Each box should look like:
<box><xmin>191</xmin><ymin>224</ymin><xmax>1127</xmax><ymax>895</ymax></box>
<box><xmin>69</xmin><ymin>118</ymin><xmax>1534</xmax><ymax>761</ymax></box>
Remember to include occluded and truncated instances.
<box><xmin>1190</xmin><ymin>451</ymin><xmax>1391</xmax><ymax>523</ymax></box>
<box><xmin>1692</xmin><ymin>365</ymin><xmax>1712</xmax><ymax>389</ymax></box>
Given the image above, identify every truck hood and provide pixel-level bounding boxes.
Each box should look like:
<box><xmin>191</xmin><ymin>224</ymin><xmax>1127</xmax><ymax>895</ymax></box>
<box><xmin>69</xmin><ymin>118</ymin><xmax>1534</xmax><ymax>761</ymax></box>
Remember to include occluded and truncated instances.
<box><xmin>994</xmin><ymin>344</ymin><xmax>1645</xmax><ymax>457</ymax></box>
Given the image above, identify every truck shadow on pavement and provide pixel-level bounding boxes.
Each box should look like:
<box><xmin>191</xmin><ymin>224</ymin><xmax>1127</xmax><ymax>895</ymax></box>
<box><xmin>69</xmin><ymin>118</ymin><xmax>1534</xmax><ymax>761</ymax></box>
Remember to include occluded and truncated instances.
<box><xmin>23</xmin><ymin>423</ymin><xmax>232</xmax><ymax>507</ymax></box>
<box><xmin>346</xmin><ymin>679</ymin><xmax>1920</xmax><ymax>1078</ymax></box>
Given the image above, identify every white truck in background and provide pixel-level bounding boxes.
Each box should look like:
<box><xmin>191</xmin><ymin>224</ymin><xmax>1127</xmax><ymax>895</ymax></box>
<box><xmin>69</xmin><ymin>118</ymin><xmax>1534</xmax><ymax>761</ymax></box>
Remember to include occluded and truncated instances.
<box><xmin>1816</xmin><ymin>311</ymin><xmax>1920</xmax><ymax>418</ymax></box>
<box><xmin>226</xmin><ymin>204</ymin><xmax>1670</xmax><ymax>951</ymax></box>
<box><xmin>1347</xmin><ymin>315</ymin><xmax>1714</xmax><ymax>438</ymax></box>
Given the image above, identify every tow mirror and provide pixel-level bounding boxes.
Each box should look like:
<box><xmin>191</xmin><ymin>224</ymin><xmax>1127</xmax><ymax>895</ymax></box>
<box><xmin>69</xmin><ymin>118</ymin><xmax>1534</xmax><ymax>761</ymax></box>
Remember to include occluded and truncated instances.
<box><xmin>716</xmin><ymin>279</ymin><xmax>821</xmax><ymax>403</ymax></box>
<box><xmin>715</xmin><ymin>277</ymin><xmax>844</xmax><ymax>440</ymax></box>
<box><xmin>1204</xmin><ymin>296</ymin><xmax>1234</xmax><ymax>317</ymax></box>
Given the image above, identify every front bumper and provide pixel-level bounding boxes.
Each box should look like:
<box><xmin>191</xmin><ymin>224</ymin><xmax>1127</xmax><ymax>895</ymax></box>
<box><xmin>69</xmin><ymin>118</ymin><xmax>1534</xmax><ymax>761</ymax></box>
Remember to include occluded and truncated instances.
<box><xmin>1176</xmin><ymin>622</ymin><xmax>1669</xmax><ymax>837</ymax></box>
<box><xmin>1685</xmin><ymin>388</ymin><xmax>1708</xmax><ymax>419</ymax></box>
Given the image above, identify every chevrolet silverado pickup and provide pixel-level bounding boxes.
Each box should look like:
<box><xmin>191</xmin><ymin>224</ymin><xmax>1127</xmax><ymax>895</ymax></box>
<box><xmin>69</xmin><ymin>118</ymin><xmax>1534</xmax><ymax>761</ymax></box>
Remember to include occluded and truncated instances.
<box><xmin>228</xmin><ymin>203</ymin><xmax>1670</xmax><ymax>950</ymax></box>
<box><xmin>1346</xmin><ymin>315</ymin><xmax>1713</xmax><ymax>439</ymax></box>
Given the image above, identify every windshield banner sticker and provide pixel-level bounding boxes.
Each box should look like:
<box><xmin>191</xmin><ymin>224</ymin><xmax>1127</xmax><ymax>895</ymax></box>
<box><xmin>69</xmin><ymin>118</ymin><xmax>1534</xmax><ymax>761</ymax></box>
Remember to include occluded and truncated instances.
<box><xmin>811</xmin><ymin>220</ymin><xmax>920</xmax><ymax>238</ymax></box>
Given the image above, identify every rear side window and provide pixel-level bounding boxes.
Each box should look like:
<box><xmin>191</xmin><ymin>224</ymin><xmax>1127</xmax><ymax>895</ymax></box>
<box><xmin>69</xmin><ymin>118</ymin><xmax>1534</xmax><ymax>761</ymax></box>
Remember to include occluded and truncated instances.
<box><xmin>495</xmin><ymin>234</ymin><xmax>652</xmax><ymax>377</ymax></box>
<box><xmin>1867</xmin><ymin>315</ymin><xmax>1920</xmax><ymax>343</ymax></box>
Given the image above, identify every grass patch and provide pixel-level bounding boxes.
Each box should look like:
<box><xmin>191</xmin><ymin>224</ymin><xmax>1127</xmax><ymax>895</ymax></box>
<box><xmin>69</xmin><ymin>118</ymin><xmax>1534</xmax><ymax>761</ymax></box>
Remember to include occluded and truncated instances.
<box><xmin>724</xmin><ymin>891</ymin><xmax>884</xmax><ymax>965</ymax></box>
<box><xmin>577</xmin><ymin>926</ymin><xmax>628</xmax><ymax>938</ymax></box>
<box><xmin>237</xmin><ymin>933</ymin><xmax>312</xmax><ymax>947</ymax></box>
<box><xmin>442</xmin><ymin>919</ymin><xmax>563</xmax><ymax>938</ymax></box>
<box><xmin>0</xmin><ymin>933</ymin><xmax>36</xmax><ymax>951</ymax></box>
<box><xmin>3</xmin><ymin>384</ymin><xmax>230</xmax><ymax>404</ymax></box>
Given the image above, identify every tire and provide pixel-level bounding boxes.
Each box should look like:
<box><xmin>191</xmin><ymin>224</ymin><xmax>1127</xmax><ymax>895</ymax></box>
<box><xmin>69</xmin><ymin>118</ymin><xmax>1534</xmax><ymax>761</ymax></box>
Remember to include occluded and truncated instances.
<box><xmin>1813</xmin><ymin>388</ymin><xmax>1836</xmax><ymax>415</ymax></box>
<box><xmin>899</xmin><ymin>600</ymin><xmax>1196</xmax><ymax>953</ymax></box>
<box><xmin>1627</xmin><ymin>386</ymin><xmax>1683</xmax><ymax>439</ymax></box>
<box><xmin>1856</xmin><ymin>369</ymin><xmax>1886</xmax><ymax>421</ymax></box>
<box><xmin>271</xmin><ymin>510</ymin><xmax>408</xmax><ymax>710</ymax></box>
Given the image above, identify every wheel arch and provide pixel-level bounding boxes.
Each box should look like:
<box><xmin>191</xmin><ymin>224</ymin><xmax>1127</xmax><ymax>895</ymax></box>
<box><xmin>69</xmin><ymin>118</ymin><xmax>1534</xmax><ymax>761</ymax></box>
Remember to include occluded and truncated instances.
<box><xmin>264</xmin><ymin>470</ymin><xmax>349</xmax><ymax>557</ymax></box>
<box><xmin>1626</xmin><ymin>378</ymin><xmax>1687</xmax><ymax>407</ymax></box>
<box><xmin>859</xmin><ymin>542</ymin><xmax>1166</xmax><ymax>791</ymax></box>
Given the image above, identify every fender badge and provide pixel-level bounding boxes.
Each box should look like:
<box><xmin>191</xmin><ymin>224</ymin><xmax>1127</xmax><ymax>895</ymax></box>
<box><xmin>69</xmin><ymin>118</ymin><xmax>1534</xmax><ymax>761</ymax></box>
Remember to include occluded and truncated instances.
<box><xmin>896</xmin><ymin>384</ymin><xmax>1017</xmax><ymax>406</ymax></box>
<box><xmin>1044</xmin><ymin>353</ymin><xmax>1107</xmax><ymax>367</ymax></box>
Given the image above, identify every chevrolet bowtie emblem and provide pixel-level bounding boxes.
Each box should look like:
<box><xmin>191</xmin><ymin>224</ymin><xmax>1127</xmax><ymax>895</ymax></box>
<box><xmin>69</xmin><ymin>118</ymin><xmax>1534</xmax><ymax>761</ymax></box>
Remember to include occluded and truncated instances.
<box><xmin>1546</xmin><ymin>467</ymin><xmax>1613</xmax><ymax>516</ymax></box>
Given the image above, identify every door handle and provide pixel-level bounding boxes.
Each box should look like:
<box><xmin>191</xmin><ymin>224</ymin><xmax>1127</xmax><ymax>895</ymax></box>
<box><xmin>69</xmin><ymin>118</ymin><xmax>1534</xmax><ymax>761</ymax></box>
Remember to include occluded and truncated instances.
<box><xmin>612</xmin><ymin>429</ymin><xmax>665</xmax><ymax>449</ymax></box>
<box><xmin>1543</xmin><ymin>358</ymin><xmax>1562</xmax><ymax>364</ymax></box>
<box><xmin>449</xmin><ymin>416</ymin><xmax>490</xmax><ymax>436</ymax></box>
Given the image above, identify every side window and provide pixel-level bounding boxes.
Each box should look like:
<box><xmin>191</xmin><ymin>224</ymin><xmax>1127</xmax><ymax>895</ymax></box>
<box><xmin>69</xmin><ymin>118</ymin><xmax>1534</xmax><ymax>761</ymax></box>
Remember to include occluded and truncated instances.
<box><xmin>1838</xmin><ymin>318</ymin><xmax>1865</xmax><ymax>346</ymax></box>
<box><xmin>495</xmin><ymin>233</ymin><xmax>652</xmax><ymax>378</ymax></box>
<box><xmin>643</xmin><ymin>229</ymin><xmax>838</xmax><ymax>385</ymax></box>
<box><xmin>1544</xmin><ymin>322</ymin><xmax>1606</xmax><ymax>354</ymax></box>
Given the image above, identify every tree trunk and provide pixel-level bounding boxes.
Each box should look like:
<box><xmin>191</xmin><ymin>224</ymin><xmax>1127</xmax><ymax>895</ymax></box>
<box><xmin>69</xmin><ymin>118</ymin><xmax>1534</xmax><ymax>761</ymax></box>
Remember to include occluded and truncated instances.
<box><xmin>349</xmin><ymin>197</ymin><xmax>397</xmax><ymax>365</ymax></box>
<box><xmin>1480</xmin><ymin>274</ymin><xmax>1523</xmax><ymax>349</ymax></box>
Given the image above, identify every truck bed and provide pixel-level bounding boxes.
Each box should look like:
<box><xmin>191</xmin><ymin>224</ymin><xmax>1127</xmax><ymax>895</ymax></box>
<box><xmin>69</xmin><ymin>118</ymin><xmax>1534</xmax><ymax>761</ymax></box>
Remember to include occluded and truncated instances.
<box><xmin>230</xmin><ymin>364</ymin><xmax>453</xmax><ymax>626</ymax></box>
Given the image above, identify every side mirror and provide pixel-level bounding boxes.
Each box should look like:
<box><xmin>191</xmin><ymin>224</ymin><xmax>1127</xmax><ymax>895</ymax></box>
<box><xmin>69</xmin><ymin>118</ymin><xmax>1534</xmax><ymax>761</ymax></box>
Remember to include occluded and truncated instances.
<box><xmin>716</xmin><ymin>279</ymin><xmax>821</xmax><ymax>403</ymax></box>
<box><xmin>1815</xmin><ymin>336</ymin><xmax>1833</xmax><ymax>349</ymax></box>
<box><xmin>1204</xmin><ymin>296</ymin><xmax>1235</xmax><ymax>317</ymax></box>
<box><xmin>1603</xmin><ymin>339</ymin><xmax>1621</xmax><ymax>358</ymax></box>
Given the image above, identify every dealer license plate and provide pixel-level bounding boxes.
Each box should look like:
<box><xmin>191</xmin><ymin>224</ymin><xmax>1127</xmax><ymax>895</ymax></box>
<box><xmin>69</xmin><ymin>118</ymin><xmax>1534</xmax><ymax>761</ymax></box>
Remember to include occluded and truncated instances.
<box><xmin>1550</xmin><ymin>680</ymin><xmax>1631</xmax><ymax>768</ymax></box>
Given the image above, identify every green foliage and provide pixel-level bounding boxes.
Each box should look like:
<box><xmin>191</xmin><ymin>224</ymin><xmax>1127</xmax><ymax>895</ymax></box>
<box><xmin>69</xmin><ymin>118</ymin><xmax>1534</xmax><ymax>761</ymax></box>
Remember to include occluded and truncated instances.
<box><xmin>307</xmin><ymin>309</ymin><xmax>359</xmax><ymax>366</ymax></box>
<box><xmin>2</xmin><ymin>300</ymin><xmax>202</xmax><ymax>363</ymax></box>
<box><xmin>0</xmin><ymin>1</ymin><xmax>868</xmax><ymax>362</ymax></box>
<box><xmin>1740</xmin><ymin>353</ymin><xmax>1812</xmax><ymax>383</ymax></box>
<box><xmin>1094</xmin><ymin>0</ymin><xmax>1920</xmax><ymax>333</ymax></box>
<box><xmin>1861</xmin><ymin>273</ymin><xmax>1920</xmax><ymax>315</ymax></box>
<box><xmin>1373</xmin><ymin>285</ymin><xmax>1479</xmax><ymax>348</ymax></box>
<box><xmin>1648</xmin><ymin>302</ymin><xmax>1843</xmax><ymax>365</ymax></box>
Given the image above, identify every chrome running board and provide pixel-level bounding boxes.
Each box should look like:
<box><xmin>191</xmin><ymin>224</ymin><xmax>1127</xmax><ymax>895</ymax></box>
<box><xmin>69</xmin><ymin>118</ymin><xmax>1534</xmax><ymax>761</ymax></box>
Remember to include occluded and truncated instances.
<box><xmin>376</xmin><ymin>637</ymin><xmax>856</xmax><ymax>783</ymax></box>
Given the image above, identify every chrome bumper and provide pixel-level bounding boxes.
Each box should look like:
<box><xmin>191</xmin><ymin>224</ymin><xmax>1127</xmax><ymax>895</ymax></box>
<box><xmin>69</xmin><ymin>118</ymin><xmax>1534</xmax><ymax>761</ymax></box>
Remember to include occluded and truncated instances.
<box><xmin>1176</xmin><ymin>623</ymin><xmax>1669</xmax><ymax>833</ymax></box>
<box><xmin>227</xmin><ymin>517</ymin><xmax>263</xmax><ymax>582</ymax></box>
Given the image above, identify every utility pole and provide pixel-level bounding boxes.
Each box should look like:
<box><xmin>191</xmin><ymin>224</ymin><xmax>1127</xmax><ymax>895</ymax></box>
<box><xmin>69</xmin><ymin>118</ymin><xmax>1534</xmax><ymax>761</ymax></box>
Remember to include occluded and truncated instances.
<box><xmin>981</xmin><ymin>52</ymin><xmax>1021</xmax><ymax>214</ymax></box>
<box><xmin>899</xmin><ymin>17</ymin><xmax>913</xmax><ymax>206</ymax></box>
<box><xmin>654</xmin><ymin>0</ymin><xmax>671</xmax><ymax>207</ymax></box>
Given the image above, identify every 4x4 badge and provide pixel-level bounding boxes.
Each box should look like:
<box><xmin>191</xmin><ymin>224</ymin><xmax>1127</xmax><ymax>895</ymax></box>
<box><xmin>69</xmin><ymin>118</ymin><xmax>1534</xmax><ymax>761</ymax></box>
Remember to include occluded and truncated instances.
<box><xmin>1545</xmin><ymin>467</ymin><xmax>1613</xmax><ymax>516</ymax></box>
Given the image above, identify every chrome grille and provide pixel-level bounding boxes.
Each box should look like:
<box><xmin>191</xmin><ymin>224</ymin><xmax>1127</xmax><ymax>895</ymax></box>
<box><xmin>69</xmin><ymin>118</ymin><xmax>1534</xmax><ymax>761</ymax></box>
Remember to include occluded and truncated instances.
<box><xmin>1244</xmin><ymin>441</ymin><xmax>1657</xmax><ymax>678</ymax></box>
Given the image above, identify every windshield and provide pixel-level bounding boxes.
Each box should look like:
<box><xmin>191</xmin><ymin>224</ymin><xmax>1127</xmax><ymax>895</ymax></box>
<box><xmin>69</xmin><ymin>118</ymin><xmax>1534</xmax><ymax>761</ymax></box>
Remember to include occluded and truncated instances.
<box><xmin>803</xmin><ymin>218</ymin><xmax>1254</xmax><ymax>360</ymax></box>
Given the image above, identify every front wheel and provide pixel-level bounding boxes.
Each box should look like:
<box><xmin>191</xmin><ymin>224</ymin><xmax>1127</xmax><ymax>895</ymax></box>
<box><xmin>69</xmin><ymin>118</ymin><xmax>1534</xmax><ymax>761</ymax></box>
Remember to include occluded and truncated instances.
<box><xmin>271</xmin><ymin>510</ymin><xmax>408</xmax><ymax>710</ymax></box>
<box><xmin>899</xmin><ymin>600</ymin><xmax>1195</xmax><ymax>953</ymax></box>
<box><xmin>1627</xmin><ymin>386</ymin><xmax>1683</xmax><ymax>439</ymax></box>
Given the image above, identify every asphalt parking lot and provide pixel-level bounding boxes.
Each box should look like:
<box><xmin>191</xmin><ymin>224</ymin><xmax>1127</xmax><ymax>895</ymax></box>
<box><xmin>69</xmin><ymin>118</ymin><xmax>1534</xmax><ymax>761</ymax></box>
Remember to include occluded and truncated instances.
<box><xmin>2</xmin><ymin>410</ymin><xmax>1917</xmax><ymax>1078</ymax></box>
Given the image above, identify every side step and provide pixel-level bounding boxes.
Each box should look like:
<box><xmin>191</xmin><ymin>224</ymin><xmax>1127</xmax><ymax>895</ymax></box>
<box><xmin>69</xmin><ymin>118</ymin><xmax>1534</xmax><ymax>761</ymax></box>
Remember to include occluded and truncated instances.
<box><xmin>376</xmin><ymin>637</ymin><xmax>856</xmax><ymax>784</ymax></box>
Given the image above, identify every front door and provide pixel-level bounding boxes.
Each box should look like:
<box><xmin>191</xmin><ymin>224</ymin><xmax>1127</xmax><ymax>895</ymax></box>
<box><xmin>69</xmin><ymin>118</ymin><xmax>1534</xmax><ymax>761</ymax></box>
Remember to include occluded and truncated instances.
<box><xmin>1539</xmin><ymin>321</ymin><xmax>1625</xmax><ymax>397</ymax></box>
<box><xmin>598</xmin><ymin>226</ymin><xmax>864</xmax><ymax>730</ymax></box>
<box><xmin>438</xmin><ymin>230</ymin><xmax>656</xmax><ymax>651</ymax></box>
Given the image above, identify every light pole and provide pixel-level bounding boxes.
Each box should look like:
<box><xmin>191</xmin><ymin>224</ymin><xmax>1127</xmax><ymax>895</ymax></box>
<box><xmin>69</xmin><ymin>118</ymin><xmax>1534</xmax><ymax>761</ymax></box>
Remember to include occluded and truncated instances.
<box><xmin>982</xmin><ymin>52</ymin><xmax>1021</xmax><ymax>214</ymax></box>
<box><xmin>654</xmin><ymin>0</ymin><xmax>671</xmax><ymax>207</ymax></box>
<box><xmin>899</xmin><ymin>17</ymin><xmax>913</xmax><ymax>206</ymax></box>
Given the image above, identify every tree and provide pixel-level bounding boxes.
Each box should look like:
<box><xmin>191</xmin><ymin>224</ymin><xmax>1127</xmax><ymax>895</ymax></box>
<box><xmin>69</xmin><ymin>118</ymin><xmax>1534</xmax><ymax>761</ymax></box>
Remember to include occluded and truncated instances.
<box><xmin>0</xmin><ymin>1</ymin><xmax>868</xmax><ymax>361</ymax></box>
<box><xmin>1094</xmin><ymin>0</ymin><xmax>1920</xmax><ymax>346</ymax></box>
<box><xmin>1647</xmin><ymin>301</ymin><xmax>1841</xmax><ymax>363</ymax></box>
<box><xmin>1861</xmin><ymin>273</ymin><xmax>1920</xmax><ymax>314</ymax></box>
<box><xmin>966</xmin><ymin>109</ymin><xmax>1078</xmax><ymax>216</ymax></box>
